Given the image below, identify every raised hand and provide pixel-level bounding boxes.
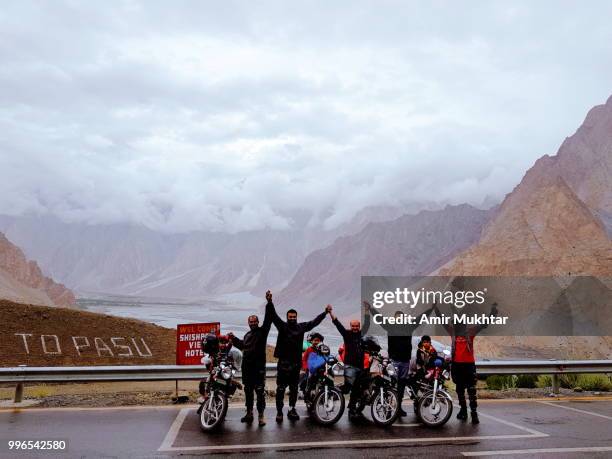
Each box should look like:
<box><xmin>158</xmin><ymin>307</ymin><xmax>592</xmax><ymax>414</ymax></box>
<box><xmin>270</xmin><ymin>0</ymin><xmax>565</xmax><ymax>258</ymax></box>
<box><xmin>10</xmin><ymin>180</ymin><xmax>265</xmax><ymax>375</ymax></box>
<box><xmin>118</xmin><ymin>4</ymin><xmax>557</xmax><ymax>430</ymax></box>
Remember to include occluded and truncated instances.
<box><xmin>266</xmin><ymin>290</ymin><xmax>272</xmax><ymax>302</ymax></box>
<box><xmin>325</xmin><ymin>304</ymin><xmax>333</xmax><ymax>314</ymax></box>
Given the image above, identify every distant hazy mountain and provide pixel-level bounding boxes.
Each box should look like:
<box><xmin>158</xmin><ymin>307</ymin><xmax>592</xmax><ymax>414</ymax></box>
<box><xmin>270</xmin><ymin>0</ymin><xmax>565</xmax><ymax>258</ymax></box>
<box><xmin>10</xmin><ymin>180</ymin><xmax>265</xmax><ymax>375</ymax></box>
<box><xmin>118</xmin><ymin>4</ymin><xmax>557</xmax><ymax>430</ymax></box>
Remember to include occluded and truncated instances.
<box><xmin>0</xmin><ymin>204</ymin><xmax>420</xmax><ymax>298</ymax></box>
<box><xmin>0</xmin><ymin>232</ymin><xmax>75</xmax><ymax>307</ymax></box>
<box><xmin>276</xmin><ymin>204</ymin><xmax>491</xmax><ymax>314</ymax></box>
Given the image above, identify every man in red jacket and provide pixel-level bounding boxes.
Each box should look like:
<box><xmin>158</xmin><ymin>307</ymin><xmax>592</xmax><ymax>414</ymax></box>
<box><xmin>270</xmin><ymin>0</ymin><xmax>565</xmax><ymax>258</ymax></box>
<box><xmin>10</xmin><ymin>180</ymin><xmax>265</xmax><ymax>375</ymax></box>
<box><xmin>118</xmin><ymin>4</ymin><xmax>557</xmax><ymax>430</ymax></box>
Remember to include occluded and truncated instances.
<box><xmin>433</xmin><ymin>302</ymin><xmax>498</xmax><ymax>424</ymax></box>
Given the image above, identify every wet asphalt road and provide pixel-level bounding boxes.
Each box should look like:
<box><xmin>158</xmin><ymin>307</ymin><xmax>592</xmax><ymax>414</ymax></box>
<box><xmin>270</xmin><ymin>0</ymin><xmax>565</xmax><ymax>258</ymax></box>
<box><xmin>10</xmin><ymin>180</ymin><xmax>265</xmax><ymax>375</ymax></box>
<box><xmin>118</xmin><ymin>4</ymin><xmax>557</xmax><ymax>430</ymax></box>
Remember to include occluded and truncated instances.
<box><xmin>1</xmin><ymin>398</ymin><xmax>612</xmax><ymax>458</ymax></box>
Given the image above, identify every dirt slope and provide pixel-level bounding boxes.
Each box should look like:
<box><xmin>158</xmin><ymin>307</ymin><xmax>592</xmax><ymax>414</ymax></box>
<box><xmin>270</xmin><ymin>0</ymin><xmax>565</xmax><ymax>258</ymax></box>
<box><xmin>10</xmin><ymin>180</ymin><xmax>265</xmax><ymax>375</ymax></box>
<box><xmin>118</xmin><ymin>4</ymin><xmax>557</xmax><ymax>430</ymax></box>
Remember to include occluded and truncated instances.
<box><xmin>0</xmin><ymin>300</ymin><xmax>176</xmax><ymax>366</ymax></box>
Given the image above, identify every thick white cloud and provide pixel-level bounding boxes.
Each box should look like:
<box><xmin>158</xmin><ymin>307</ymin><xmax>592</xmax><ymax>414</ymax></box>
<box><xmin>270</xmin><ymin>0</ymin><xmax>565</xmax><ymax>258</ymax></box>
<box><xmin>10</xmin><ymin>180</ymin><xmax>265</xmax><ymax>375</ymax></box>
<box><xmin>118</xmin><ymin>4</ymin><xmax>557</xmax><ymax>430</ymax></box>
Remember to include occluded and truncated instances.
<box><xmin>1</xmin><ymin>1</ymin><xmax>611</xmax><ymax>232</ymax></box>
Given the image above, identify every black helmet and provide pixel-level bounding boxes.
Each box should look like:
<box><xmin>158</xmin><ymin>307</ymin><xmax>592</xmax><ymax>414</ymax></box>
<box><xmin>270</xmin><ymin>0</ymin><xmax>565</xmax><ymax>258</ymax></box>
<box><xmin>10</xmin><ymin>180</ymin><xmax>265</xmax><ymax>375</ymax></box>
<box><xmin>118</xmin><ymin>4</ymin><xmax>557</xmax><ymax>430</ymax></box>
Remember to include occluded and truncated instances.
<box><xmin>361</xmin><ymin>335</ymin><xmax>381</xmax><ymax>353</ymax></box>
<box><xmin>316</xmin><ymin>343</ymin><xmax>330</xmax><ymax>356</ymax></box>
<box><xmin>202</xmin><ymin>333</ymin><xmax>219</xmax><ymax>354</ymax></box>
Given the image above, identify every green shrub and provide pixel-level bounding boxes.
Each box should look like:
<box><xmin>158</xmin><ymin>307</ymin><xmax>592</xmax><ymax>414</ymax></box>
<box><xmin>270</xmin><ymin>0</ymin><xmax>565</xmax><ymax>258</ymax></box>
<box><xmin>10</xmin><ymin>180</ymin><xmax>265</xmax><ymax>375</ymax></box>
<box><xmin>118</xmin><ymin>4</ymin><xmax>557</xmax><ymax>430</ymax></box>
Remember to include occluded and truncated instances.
<box><xmin>486</xmin><ymin>375</ymin><xmax>515</xmax><ymax>390</ymax></box>
<box><xmin>535</xmin><ymin>374</ymin><xmax>612</xmax><ymax>392</ymax></box>
<box><xmin>536</xmin><ymin>375</ymin><xmax>552</xmax><ymax>388</ymax></box>
<box><xmin>559</xmin><ymin>374</ymin><xmax>579</xmax><ymax>389</ymax></box>
<box><xmin>515</xmin><ymin>374</ymin><xmax>537</xmax><ymax>388</ymax></box>
<box><xmin>575</xmin><ymin>374</ymin><xmax>612</xmax><ymax>392</ymax></box>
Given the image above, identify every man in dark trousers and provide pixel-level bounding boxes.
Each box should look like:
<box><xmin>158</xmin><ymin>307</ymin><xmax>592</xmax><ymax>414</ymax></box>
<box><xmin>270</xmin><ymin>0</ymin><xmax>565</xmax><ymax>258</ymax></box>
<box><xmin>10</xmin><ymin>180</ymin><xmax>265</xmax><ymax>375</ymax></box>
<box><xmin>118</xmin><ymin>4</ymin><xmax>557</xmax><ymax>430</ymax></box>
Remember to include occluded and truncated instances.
<box><xmin>434</xmin><ymin>301</ymin><xmax>498</xmax><ymax>424</ymax></box>
<box><xmin>328</xmin><ymin>304</ymin><xmax>367</xmax><ymax>421</ymax></box>
<box><xmin>228</xmin><ymin>292</ymin><xmax>274</xmax><ymax>427</ymax></box>
<box><xmin>364</xmin><ymin>301</ymin><xmax>434</xmax><ymax>416</ymax></box>
<box><xmin>267</xmin><ymin>291</ymin><xmax>330</xmax><ymax>422</ymax></box>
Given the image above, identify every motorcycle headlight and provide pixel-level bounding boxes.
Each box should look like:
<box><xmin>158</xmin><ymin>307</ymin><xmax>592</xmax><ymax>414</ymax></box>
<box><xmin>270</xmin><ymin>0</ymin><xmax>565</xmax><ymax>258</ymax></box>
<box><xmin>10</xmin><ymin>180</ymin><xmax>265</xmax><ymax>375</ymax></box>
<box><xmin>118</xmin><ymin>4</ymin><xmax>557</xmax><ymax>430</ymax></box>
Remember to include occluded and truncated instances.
<box><xmin>220</xmin><ymin>364</ymin><xmax>233</xmax><ymax>380</ymax></box>
<box><xmin>331</xmin><ymin>362</ymin><xmax>344</xmax><ymax>377</ymax></box>
<box><xmin>386</xmin><ymin>363</ymin><xmax>396</xmax><ymax>377</ymax></box>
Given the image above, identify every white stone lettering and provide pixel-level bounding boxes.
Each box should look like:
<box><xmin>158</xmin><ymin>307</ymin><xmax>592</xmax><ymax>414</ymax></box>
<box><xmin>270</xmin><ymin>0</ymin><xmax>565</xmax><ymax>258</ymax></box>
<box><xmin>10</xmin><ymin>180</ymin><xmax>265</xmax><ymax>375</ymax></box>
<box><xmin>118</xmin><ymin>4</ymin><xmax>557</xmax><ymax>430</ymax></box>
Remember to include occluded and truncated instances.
<box><xmin>72</xmin><ymin>336</ymin><xmax>90</xmax><ymax>356</ymax></box>
<box><xmin>94</xmin><ymin>337</ymin><xmax>114</xmax><ymax>357</ymax></box>
<box><xmin>110</xmin><ymin>337</ymin><xmax>133</xmax><ymax>357</ymax></box>
<box><xmin>15</xmin><ymin>333</ymin><xmax>33</xmax><ymax>354</ymax></box>
<box><xmin>41</xmin><ymin>335</ymin><xmax>61</xmax><ymax>355</ymax></box>
<box><xmin>131</xmin><ymin>337</ymin><xmax>153</xmax><ymax>357</ymax></box>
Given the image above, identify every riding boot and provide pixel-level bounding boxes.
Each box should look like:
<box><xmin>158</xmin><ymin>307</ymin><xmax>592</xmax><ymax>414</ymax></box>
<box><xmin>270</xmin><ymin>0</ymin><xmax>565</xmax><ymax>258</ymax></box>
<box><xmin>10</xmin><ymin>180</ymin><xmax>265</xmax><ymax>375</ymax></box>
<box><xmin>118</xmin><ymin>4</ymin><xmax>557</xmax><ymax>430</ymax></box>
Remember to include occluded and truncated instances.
<box><xmin>240</xmin><ymin>410</ymin><xmax>254</xmax><ymax>423</ymax></box>
<box><xmin>287</xmin><ymin>407</ymin><xmax>300</xmax><ymax>421</ymax></box>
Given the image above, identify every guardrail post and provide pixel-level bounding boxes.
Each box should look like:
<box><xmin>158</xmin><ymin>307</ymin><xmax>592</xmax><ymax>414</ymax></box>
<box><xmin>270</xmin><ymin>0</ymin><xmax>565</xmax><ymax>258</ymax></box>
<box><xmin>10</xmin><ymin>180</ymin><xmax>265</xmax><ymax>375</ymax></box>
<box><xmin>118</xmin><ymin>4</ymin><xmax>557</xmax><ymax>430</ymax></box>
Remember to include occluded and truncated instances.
<box><xmin>14</xmin><ymin>364</ymin><xmax>27</xmax><ymax>403</ymax></box>
<box><xmin>552</xmin><ymin>374</ymin><xmax>560</xmax><ymax>394</ymax></box>
<box><xmin>14</xmin><ymin>382</ymin><xmax>23</xmax><ymax>403</ymax></box>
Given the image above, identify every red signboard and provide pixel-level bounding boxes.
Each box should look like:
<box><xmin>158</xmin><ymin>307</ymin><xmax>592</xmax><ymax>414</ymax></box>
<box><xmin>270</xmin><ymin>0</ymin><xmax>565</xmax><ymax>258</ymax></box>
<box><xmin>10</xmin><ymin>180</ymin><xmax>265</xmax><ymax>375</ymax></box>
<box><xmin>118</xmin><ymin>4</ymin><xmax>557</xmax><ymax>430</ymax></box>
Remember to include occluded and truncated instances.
<box><xmin>176</xmin><ymin>322</ymin><xmax>221</xmax><ymax>365</ymax></box>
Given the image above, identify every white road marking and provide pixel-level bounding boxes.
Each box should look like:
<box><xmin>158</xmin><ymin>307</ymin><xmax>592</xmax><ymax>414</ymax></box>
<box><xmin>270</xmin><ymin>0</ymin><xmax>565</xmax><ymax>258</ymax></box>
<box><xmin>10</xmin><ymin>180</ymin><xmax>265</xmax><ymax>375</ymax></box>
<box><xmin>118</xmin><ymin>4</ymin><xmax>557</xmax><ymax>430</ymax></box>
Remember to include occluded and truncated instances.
<box><xmin>158</xmin><ymin>407</ymin><xmax>190</xmax><ymax>452</ymax></box>
<box><xmin>0</xmin><ymin>404</ymin><xmax>199</xmax><ymax>413</ymax></box>
<box><xmin>159</xmin><ymin>434</ymin><xmax>546</xmax><ymax>453</ymax></box>
<box><xmin>476</xmin><ymin>410</ymin><xmax>549</xmax><ymax>437</ymax></box>
<box><xmin>157</xmin><ymin>406</ymin><xmax>548</xmax><ymax>453</ymax></box>
<box><xmin>538</xmin><ymin>401</ymin><xmax>612</xmax><ymax>421</ymax></box>
<box><xmin>462</xmin><ymin>446</ymin><xmax>612</xmax><ymax>456</ymax></box>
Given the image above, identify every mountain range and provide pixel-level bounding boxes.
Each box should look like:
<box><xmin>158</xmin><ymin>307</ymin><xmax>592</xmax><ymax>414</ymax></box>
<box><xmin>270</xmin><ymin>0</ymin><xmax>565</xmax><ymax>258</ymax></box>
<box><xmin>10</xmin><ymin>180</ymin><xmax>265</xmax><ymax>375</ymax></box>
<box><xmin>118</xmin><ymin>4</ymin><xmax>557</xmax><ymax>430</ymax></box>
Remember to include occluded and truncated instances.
<box><xmin>1</xmin><ymin>95</ymin><xmax>610</xmax><ymax>338</ymax></box>
<box><xmin>0</xmin><ymin>203</ymin><xmax>429</xmax><ymax>300</ymax></box>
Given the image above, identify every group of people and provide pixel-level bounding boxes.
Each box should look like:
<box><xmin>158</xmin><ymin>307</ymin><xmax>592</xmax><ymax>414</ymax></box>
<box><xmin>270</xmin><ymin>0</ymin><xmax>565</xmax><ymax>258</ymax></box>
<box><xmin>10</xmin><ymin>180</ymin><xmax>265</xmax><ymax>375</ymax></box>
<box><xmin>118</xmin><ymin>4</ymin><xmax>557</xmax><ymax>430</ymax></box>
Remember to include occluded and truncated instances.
<box><xmin>223</xmin><ymin>290</ymin><xmax>492</xmax><ymax>427</ymax></box>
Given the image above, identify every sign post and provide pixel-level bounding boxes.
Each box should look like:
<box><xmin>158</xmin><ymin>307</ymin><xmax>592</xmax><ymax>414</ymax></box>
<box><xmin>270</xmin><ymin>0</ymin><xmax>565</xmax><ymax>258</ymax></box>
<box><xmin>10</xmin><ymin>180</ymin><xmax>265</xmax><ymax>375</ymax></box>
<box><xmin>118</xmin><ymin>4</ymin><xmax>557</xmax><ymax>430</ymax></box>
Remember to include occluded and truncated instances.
<box><xmin>174</xmin><ymin>322</ymin><xmax>220</xmax><ymax>403</ymax></box>
<box><xmin>176</xmin><ymin>322</ymin><xmax>221</xmax><ymax>365</ymax></box>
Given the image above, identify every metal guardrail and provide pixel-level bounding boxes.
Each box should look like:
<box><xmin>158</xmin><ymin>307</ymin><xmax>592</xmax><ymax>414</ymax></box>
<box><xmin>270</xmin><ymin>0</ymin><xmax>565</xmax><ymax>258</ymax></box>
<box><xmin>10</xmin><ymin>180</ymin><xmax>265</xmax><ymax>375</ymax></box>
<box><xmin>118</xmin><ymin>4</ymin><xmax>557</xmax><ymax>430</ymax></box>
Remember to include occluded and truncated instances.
<box><xmin>476</xmin><ymin>359</ymin><xmax>612</xmax><ymax>375</ymax></box>
<box><xmin>2</xmin><ymin>360</ymin><xmax>611</xmax><ymax>402</ymax></box>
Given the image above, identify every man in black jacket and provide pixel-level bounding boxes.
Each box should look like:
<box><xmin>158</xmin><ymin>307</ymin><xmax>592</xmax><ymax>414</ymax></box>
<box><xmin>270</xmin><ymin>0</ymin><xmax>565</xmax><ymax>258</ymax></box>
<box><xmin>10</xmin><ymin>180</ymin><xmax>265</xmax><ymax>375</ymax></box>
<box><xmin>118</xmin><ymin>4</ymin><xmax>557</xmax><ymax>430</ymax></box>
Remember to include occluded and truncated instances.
<box><xmin>329</xmin><ymin>304</ymin><xmax>366</xmax><ymax>420</ymax></box>
<box><xmin>364</xmin><ymin>301</ymin><xmax>433</xmax><ymax>416</ymax></box>
<box><xmin>228</xmin><ymin>292</ymin><xmax>273</xmax><ymax>427</ymax></box>
<box><xmin>268</xmin><ymin>291</ymin><xmax>330</xmax><ymax>422</ymax></box>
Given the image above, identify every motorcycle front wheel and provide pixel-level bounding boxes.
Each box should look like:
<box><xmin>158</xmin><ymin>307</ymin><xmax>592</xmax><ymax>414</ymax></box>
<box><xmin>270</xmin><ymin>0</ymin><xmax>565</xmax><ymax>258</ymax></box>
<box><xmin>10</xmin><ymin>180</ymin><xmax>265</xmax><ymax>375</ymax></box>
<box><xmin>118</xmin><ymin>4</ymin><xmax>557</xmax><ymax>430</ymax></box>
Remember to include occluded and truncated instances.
<box><xmin>371</xmin><ymin>388</ymin><xmax>400</xmax><ymax>426</ymax></box>
<box><xmin>311</xmin><ymin>387</ymin><xmax>345</xmax><ymax>425</ymax></box>
<box><xmin>417</xmin><ymin>390</ymin><xmax>453</xmax><ymax>428</ymax></box>
<box><xmin>199</xmin><ymin>391</ymin><xmax>228</xmax><ymax>432</ymax></box>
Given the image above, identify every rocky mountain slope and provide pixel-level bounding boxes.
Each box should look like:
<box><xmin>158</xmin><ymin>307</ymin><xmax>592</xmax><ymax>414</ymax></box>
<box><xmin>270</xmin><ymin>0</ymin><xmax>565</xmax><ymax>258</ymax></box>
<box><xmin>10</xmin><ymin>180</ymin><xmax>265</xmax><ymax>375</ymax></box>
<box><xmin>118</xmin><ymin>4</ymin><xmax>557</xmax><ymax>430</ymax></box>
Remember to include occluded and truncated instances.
<box><xmin>0</xmin><ymin>233</ymin><xmax>75</xmax><ymax>307</ymax></box>
<box><xmin>442</xmin><ymin>96</ymin><xmax>612</xmax><ymax>276</ymax></box>
<box><xmin>0</xmin><ymin>299</ymin><xmax>173</xmax><ymax>366</ymax></box>
<box><xmin>437</xmin><ymin>96</ymin><xmax>612</xmax><ymax>359</ymax></box>
<box><xmin>277</xmin><ymin>204</ymin><xmax>491</xmax><ymax>313</ymax></box>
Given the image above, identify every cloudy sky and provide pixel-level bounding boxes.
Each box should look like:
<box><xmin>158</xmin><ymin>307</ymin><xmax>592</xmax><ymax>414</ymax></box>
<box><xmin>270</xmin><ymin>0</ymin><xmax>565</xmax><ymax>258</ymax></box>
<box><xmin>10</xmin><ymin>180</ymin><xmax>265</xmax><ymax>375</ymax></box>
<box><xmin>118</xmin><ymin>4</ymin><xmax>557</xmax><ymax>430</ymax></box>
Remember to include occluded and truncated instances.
<box><xmin>1</xmin><ymin>1</ymin><xmax>611</xmax><ymax>233</ymax></box>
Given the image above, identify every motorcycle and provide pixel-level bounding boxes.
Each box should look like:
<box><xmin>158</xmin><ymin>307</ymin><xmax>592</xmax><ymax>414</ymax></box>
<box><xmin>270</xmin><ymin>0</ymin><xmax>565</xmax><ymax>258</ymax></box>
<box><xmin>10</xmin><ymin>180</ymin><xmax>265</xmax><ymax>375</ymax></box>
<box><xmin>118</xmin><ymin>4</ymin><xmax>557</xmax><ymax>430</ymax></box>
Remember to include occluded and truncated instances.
<box><xmin>413</xmin><ymin>349</ymin><xmax>454</xmax><ymax>427</ymax></box>
<box><xmin>303</xmin><ymin>343</ymin><xmax>345</xmax><ymax>425</ymax></box>
<box><xmin>197</xmin><ymin>334</ymin><xmax>242</xmax><ymax>431</ymax></box>
<box><xmin>352</xmin><ymin>336</ymin><xmax>401</xmax><ymax>427</ymax></box>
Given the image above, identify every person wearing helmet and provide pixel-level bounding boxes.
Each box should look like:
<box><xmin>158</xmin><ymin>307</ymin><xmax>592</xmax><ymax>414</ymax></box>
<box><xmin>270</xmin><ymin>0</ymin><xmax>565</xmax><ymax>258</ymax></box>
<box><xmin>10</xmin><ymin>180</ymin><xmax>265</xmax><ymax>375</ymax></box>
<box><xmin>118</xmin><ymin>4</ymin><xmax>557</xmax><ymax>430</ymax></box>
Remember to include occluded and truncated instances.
<box><xmin>299</xmin><ymin>333</ymin><xmax>323</xmax><ymax>394</ymax></box>
<box><xmin>303</xmin><ymin>341</ymin><xmax>330</xmax><ymax>400</ymax></box>
<box><xmin>267</xmin><ymin>291</ymin><xmax>330</xmax><ymax>422</ymax></box>
<box><xmin>433</xmin><ymin>301</ymin><xmax>498</xmax><ymax>425</ymax></box>
<box><xmin>218</xmin><ymin>335</ymin><xmax>242</xmax><ymax>370</ymax></box>
<box><xmin>228</xmin><ymin>292</ymin><xmax>274</xmax><ymax>427</ymax></box>
<box><xmin>328</xmin><ymin>304</ymin><xmax>367</xmax><ymax>421</ymax></box>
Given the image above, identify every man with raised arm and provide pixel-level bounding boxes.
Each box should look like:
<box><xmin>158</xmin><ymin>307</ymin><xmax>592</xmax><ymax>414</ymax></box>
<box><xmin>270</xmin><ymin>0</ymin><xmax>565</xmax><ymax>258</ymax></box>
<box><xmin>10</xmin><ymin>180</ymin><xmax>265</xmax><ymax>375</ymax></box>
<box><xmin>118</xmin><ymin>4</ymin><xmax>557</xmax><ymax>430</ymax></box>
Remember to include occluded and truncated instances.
<box><xmin>328</xmin><ymin>304</ymin><xmax>367</xmax><ymax>421</ymax></box>
<box><xmin>228</xmin><ymin>292</ymin><xmax>274</xmax><ymax>427</ymax></box>
<box><xmin>433</xmin><ymin>301</ymin><xmax>498</xmax><ymax>425</ymax></box>
<box><xmin>364</xmin><ymin>301</ymin><xmax>434</xmax><ymax>416</ymax></box>
<box><xmin>267</xmin><ymin>290</ymin><xmax>330</xmax><ymax>422</ymax></box>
